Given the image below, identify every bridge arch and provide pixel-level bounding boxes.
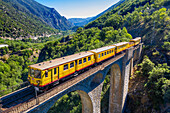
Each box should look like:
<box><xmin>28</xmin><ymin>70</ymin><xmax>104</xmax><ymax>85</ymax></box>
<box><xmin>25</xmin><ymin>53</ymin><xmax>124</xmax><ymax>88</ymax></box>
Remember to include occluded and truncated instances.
<box><xmin>77</xmin><ymin>90</ymin><xmax>93</xmax><ymax>113</ymax></box>
<box><xmin>47</xmin><ymin>89</ymin><xmax>93</xmax><ymax>113</ymax></box>
<box><xmin>45</xmin><ymin>89</ymin><xmax>93</xmax><ymax>113</ymax></box>
<box><xmin>109</xmin><ymin>63</ymin><xmax>122</xmax><ymax>113</ymax></box>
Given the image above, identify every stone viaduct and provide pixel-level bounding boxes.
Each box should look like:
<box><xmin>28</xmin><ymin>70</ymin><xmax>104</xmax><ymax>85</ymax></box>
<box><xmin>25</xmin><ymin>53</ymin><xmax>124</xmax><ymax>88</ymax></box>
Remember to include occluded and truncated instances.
<box><xmin>3</xmin><ymin>43</ymin><xmax>142</xmax><ymax>113</ymax></box>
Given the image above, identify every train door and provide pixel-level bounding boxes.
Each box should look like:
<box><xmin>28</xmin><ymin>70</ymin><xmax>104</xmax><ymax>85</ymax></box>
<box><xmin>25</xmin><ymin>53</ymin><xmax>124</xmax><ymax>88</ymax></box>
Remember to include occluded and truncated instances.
<box><xmin>82</xmin><ymin>57</ymin><xmax>86</xmax><ymax>68</ymax></box>
<box><xmin>53</xmin><ymin>67</ymin><xmax>58</xmax><ymax>81</ymax></box>
<box><xmin>78</xmin><ymin>59</ymin><xmax>83</xmax><ymax>70</ymax></box>
<box><xmin>48</xmin><ymin>69</ymin><xmax>53</xmax><ymax>82</ymax></box>
<box><xmin>75</xmin><ymin>60</ymin><xmax>78</xmax><ymax>70</ymax></box>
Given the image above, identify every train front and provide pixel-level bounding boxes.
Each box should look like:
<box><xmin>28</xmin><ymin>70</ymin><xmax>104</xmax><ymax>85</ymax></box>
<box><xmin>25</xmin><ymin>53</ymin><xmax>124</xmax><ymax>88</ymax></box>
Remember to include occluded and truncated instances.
<box><xmin>27</xmin><ymin>66</ymin><xmax>43</xmax><ymax>91</ymax></box>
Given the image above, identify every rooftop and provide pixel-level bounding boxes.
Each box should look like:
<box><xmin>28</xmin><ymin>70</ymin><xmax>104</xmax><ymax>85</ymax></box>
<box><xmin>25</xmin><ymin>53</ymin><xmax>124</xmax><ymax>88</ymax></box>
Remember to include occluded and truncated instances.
<box><xmin>0</xmin><ymin>44</ymin><xmax>8</xmax><ymax>48</ymax></box>
<box><xmin>90</xmin><ymin>46</ymin><xmax>116</xmax><ymax>53</ymax></box>
<box><xmin>130</xmin><ymin>37</ymin><xmax>141</xmax><ymax>41</ymax></box>
<box><xmin>29</xmin><ymin>51</ymin><xmax>94</xmax><ymax>70</ymax></box>
<box><xmin>113</xmin><ymin>42</ymin><xmax>129</xmax><ymax>46</ymax></box>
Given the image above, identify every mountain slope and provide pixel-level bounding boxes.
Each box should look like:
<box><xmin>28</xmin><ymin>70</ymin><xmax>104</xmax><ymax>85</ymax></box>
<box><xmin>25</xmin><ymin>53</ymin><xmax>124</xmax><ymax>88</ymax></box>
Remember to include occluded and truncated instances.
<box><xmin>2</xmin><ymin>0</ymin><xmax>72</xmax><ymax>30</ymax></box>
<box><xmin>0</xmin><ymin>0</ymin><xmax>58</xmax><ymax>38</ymax></box>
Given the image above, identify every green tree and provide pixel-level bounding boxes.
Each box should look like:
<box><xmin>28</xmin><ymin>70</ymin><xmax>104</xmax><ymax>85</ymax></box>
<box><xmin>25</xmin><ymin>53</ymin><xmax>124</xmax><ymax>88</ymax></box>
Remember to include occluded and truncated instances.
<box><xmin>144</xmin><ymin>63</ymin><xmax>170</xmax><ymax>109</ymax></box>
<box><xmin>138</xmin><ymin>56</ymin><xmax>155</xmax><ymax>76</ymax></box>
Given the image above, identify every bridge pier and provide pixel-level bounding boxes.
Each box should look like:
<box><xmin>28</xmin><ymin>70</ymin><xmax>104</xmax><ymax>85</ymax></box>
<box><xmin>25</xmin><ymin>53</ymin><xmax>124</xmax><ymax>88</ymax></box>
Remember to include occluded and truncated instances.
<box><xmin>109</xmin><ymin>64</ymin><xmax>122</xmax><ymax>113</ymax></box>
<box><xmin>121</xmin><ymin>47</ymin><xmax>134</xmax><ymax>112</ymax></box>
<box><xmin>88</xmin><ymin>81</ymin><xmax>104</xmax><ymax>113</ymax></box>
<box><xmin>77</xmin><ymin>73</ymin><xmax>105</xmax><ymax>113</ymax></box>
<box><xmin>108</xmin><ymin>47</ymin><xmax>134</xmax><ymax>113</ymax></box>
<box><xmin>130</xmin><ymin>57</ymin><xmax>134</xmax><ymax>76</ymax></box>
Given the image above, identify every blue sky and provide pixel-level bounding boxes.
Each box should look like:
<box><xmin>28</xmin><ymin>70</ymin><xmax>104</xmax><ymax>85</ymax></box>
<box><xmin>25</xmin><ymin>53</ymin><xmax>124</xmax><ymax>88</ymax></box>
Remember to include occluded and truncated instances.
<box><xmin>34</xmin><ymin>0</ymin><xmax>119</xmax><ymax>19</ymax></box>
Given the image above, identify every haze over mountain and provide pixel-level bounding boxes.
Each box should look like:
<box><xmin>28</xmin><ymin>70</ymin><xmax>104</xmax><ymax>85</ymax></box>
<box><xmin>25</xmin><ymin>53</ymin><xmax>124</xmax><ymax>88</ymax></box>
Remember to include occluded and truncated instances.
<box><xmin>68</xmin><ymin>17</ymin><xmax>93</xmax><ymax>26</ymax></box>
<box><xmin>68</xmin><ymin>0</ymin><xmax>125</xmax><ymax>27</ymax></box>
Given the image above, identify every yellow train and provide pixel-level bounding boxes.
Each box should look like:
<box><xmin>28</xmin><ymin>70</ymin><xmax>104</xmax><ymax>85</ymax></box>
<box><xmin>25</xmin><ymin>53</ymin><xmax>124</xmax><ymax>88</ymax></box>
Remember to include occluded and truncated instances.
<box><xmin>130</xmin><ymin>37</ymin><xmax>141</xmax><ymax>46</ymax></box>
<box><xmin>28</xmin><ymin>37</ymin><xmax>141</xmax><ymax>91</ymax></box>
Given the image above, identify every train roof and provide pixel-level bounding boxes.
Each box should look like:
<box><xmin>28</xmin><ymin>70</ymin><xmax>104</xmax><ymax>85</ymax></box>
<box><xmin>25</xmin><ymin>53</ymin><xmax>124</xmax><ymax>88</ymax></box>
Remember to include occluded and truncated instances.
<box><xmin>90</xmin><ymin>46</ymin><xmax>116</xmax><ymax>53</ymax></box>
<box><xmin>29</xmin><ymin>51</ymin><xmax>94</xmax><ymax>70</ymax></box>
<box><xmin>130</xmin><ymin>37</ymin><xmax>141</xmax><ymax>42</ymax></box>
<box><xmin>113</xmin><ymin>42</ymin><xmax>129</xmax><ymax>47</ymax></box>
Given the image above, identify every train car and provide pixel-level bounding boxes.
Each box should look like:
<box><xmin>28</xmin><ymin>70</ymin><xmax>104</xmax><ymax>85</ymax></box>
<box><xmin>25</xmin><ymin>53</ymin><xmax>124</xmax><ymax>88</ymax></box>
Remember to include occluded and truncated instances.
<box><xmin>28</xmin><ymin>51</ymin><xmax>95</xmax><ymax>90</ymax></box>
<box><xmin>128</xmin><ymin>42</ymin><xmax>134</xmax><ymax>48</ymax></box>
<box><xmin>113</xmin><ymin>42</ymin><xmax>129</xmax><ymax>53</ymax></box>
<box><xmin>28</xmin><ymin>37</ymin><xmax>141</xmax><ymax>91</ymax></box>
<box><xmin>90</xmin><ymin>46</ymin><xmax>116</xmax><ymax>63</ymax></box>
<box><xmin>130</xmin><ymin>37</ymin><xmax>141</xmax><ymax>46</ymax></box>
<box><xmin>75</xmin><ymin>52</ymin><xmax>95</xmax><ymax>72</ymax></box>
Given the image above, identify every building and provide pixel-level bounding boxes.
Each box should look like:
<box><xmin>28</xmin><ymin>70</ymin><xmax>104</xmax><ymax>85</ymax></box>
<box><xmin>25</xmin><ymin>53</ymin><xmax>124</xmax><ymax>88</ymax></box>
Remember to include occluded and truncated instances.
<box><xmin>0</xmin><ymin>44</ymin><xmax>9</xmax><ymax>48</ymax></box>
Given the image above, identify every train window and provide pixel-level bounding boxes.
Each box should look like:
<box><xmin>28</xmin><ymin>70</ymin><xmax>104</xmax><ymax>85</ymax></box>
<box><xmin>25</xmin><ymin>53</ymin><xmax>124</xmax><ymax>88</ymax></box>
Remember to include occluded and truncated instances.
<box><xmin>35</xmin><ymin>70</ymin><xmax>41</xmax><ymax>78</ymax></box>
<box><xmin>112</xmin><ymin>50</ymin><xmax>113</xmax><ymax>53</ymax></box>
<box><xmin>83</xmin><ymin>58</ymin><xmax>86</xmax><ymax>63</ymax></box>
<box><xmin>102</xmin><ymin>53</ymin><xmax>104</xmax><ymax>56</ymax></box>
<box><xmin>79</xmin><ymin>59</ymin><xmax>82</xmax><ymax>65</ymax></box>
<box><xmin>54</xmin><ymin>68</ymin><xmax>56</xmax><ymax>75</ymax></box>
<box><xmin>110</xmin><ymin>50</ymin><xmax>111</xmax><ymax>53</ymax></box>
<box><xmin>75</xmin><ymin>60</ymin><xmax>77</xmax><ymax>65</ymax></box>
<box><xmin>45</xmin><ymin>71</ymin><xmax>48</xmax><ymax>77</ymax></box>
<box><xmin>88</xmin><ymin>56</ymin><xmax>91</xmax><ymax>61</ymax></box>
<box><xmin>98</xmin><ymin>54</ymin><xmax>100</xmax><ymax>58</ymax></box>
<box><xmin>64</xmin><ymin>64</ymin><xmax>68</xmax><ymax>70</ymax></box>
<box><xmin>107</xmin><ymin>51</ymin><xmax>109</xmax><ymax>54</ymax></box>
<box><xmin>70</xmin><ymin>62</ymin><xmax>74</xmax><ymax>68</ymax></box>
<box><xmin>105</xmin><ymin>52</ymin><xmax>106</xmax><ymax>55</ymax></box>
<box><xmin>31</xmin><ymin>69</ymin><xmax>34</xmax><ymax>77</ymax></box>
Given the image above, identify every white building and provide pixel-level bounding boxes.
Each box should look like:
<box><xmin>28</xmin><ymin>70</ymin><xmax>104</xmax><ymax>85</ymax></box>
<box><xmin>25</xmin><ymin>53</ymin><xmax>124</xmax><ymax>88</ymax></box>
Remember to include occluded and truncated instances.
<box><xmin>0</xmin><ymin>44</ymin><xmax>9</xmax><ymax>48</ymax></box>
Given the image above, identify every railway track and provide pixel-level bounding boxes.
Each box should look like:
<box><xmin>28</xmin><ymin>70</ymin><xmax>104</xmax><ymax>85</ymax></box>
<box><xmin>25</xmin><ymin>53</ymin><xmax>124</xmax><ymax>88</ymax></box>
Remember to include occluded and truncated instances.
<box><xmin>0</xmin><ymin>86</ymin><xmax>34</xmax><ymax>111</ymax></box>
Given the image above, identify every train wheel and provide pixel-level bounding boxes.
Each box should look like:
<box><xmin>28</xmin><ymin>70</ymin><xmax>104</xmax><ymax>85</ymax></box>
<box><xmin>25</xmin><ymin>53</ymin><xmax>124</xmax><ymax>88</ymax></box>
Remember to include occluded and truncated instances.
<box><xmin>74</xmin><ymin>72</ymin><xmax>78</xmax><ymax>76</ymax></box>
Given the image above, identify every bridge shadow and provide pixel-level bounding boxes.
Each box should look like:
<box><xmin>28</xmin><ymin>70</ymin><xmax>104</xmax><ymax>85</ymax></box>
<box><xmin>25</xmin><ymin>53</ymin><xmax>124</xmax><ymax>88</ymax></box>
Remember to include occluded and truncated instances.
<box><xmin>90</xmin><ymin>73</ymin><xmax>103</xmax><ymax>89</ymax></box>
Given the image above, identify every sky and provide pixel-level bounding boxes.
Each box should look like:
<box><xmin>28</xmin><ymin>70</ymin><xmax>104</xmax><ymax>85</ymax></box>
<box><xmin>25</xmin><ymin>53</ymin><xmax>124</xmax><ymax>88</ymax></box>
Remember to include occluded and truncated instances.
<box><xmin>34</xmin><ymin>0</ymin><xmax>119</xmax><ymax>19</ymax></box>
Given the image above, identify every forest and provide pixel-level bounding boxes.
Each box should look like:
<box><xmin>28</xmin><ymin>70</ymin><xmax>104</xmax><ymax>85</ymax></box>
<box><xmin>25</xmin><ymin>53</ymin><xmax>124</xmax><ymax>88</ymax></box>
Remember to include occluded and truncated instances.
<box><xmin>0</xmin><ymin>0</ymin><xmax>169</xmax><ymax>112</ymax></box>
